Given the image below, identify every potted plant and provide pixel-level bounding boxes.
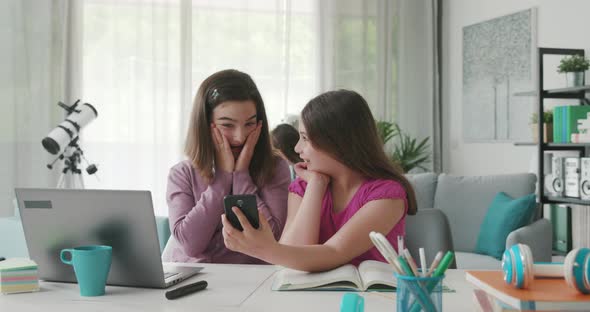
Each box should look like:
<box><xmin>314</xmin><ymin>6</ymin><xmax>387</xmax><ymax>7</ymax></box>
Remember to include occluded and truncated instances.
<box><xmin>376</xmin><ymin>120</ymin><xmax>430</xmax><ymax>172</ymax></box>
<box><xmin>557</xmin><ymin>55</ymin><xmax>590</xmax><ymax>87</ymax></box>
<box><xmin>530</xmin><ymin>111</ymin><xmax>553</xmax><ymax>143</ymax></box>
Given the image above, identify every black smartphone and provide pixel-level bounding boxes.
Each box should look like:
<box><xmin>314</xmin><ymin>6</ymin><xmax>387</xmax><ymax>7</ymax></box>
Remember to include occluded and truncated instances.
<box><xmin>223</xmin><ymin>194</ymin><xmax>259</xmax><ymax>231</ymax></box>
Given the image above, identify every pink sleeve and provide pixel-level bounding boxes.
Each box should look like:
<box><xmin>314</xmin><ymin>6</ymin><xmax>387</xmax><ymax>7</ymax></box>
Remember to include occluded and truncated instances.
<box><xmin>288</xmin><ymin>177</ymin><xmax>307</xmax><ymax>197</ymax></box>
<box><xmin>364</xmin><ymin>179</ymin><xmax>409</xmax><ymax>214</ymax></box>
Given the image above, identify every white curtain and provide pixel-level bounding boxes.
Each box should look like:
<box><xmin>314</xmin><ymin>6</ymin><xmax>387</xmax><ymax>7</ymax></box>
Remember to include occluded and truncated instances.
<box><xmin>322</xmin><ymin>0</ymin><xmax>442</xmax><ymax>172</ymax></box>
<box><xmin>395</xmin><ymin>0</ymin><xmax>441</xmax><ymax>172</ymax></box>
<box><xmin>319</xmin><ymin>0</ymin><xmax>397</xmax><ymax>120</ymax></box>
<box><xmin>0</xmin><ymin>0</ymin><xmax>72</xmax><ymax>217</ymax></box>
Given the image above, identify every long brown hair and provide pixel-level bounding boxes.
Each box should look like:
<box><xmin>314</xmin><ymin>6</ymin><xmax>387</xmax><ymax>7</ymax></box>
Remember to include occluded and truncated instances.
<box><xmin>184</xmin><ymin>69</ymin><xmax>276</xmax><ymax>186</ymax></box>
<box><xmin>300</xmin><ymin>90</ymin><xmax>417</xmax><ymax>215</ymax></box>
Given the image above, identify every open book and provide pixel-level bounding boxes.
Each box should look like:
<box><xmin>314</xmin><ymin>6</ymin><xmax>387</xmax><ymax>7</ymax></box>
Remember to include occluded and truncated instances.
<box><xmin>272</xmin><ymin>260</ymin><xmax>397</xmax><ymax>291</ymax></box>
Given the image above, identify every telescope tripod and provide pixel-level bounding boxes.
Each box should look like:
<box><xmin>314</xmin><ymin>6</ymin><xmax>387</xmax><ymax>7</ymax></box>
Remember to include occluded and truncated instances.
<box><xmin>56</xmin><ymin>143</ymin><xmax>86</xmax><ymax>189</ymax></box>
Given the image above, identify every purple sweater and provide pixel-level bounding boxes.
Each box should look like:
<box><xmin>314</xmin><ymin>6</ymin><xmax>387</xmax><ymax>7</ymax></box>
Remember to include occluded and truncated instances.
<box><xmin>165</xmin><ymin>158</ymin><xmax>290</xmax><ymax>263</ymax></box>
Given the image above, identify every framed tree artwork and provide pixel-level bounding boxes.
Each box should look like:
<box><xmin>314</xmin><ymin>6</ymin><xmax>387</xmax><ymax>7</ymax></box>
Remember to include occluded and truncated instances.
<box><xmin>463</xmin><ymin>8</ymin><xmax>537</xmax><ymax>142</ymax></box>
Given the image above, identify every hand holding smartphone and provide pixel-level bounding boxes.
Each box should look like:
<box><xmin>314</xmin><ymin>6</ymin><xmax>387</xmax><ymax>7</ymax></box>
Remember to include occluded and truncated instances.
<box><xmin>223</xmin><ymin>194</ymin><xmax>259</xmax><ymax>231</ymax></box>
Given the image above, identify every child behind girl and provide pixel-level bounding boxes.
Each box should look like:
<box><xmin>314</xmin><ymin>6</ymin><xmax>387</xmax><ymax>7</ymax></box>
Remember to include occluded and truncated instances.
<box><xmin>271</xmin><ymin>123</ymin><xmax>303</xmax><ymax>180</ymax></box>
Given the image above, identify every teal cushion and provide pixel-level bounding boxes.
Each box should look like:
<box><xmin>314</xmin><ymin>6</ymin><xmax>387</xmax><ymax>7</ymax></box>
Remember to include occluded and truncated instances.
<box><xmin>475</xmin><ymin>192</ymin><xmax>536</xmax><ymax>259</ymax></box>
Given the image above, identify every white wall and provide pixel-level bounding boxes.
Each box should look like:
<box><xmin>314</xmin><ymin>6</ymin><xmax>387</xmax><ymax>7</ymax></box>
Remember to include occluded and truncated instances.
<box><xmin>442</xmin><ymin>0</ymin><xmax>590</xmax><ymax>175</ymax></box>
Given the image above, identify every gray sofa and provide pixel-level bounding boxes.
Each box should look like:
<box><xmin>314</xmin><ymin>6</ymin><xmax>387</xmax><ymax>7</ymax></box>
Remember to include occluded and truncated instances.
<box><xmin>404</xmin><ymin>173</ymin><xmax>552</xmax><ymax>270</ymax></box>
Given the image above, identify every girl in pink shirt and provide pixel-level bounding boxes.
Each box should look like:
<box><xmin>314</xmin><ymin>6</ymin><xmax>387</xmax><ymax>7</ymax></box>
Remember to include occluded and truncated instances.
<box><xmin>221</xmin><ymin>89</ymin><xmax>418</xmax><ymax>272</ymax></box>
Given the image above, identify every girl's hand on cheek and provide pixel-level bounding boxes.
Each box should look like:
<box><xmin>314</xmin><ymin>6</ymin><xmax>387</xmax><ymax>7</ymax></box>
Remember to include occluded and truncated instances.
<box><xmin>235</xmin><ymin>121</ymin><xmax>262</xmax><ymax>171</ymax></box>
<box><xmin>211</xmin><ymin>124</ymin><xmax>235</xmax><ymax>173</ymax></box>
<box><xmin>294</xmin><ymin>162</ymin><xmax>329</xmax><ymax>186</ymax></box>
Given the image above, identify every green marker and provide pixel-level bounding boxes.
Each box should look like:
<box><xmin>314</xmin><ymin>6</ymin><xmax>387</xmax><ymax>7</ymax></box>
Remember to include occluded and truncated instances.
<box><xmin>397</xmin><ymin>256</ymin><xmax>415</xmax><ymax>276</ymax></box>
<box><xmin>432</xmin><ymin>251</ymin><xmax>454</xmax><ymax>277</ymax></box>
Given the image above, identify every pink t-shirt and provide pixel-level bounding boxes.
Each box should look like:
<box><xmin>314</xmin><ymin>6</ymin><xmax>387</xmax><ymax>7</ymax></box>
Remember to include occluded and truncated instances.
<box><xmin>288</xmin><ymin>178</ymin><xmax>408</xmax><ymax>266</ymax></box>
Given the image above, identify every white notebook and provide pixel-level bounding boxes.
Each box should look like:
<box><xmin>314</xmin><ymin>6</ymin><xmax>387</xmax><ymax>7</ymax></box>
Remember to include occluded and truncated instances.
<box><xmin>272</xmin><ymin>260</ymin><xmax>397</xmax><ymax>292</ymax></box>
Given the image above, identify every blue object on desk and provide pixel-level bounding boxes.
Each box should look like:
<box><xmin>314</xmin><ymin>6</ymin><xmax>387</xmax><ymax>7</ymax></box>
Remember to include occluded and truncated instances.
<box><xmin>340</xmin><ymin>293</ymin><xmax>364</xmax><ymax>312</ymax></box>
<box><xmin>397</xmin><ymin>273</ymin><xmax>444</xmax><ymax>312</ymax></box>
<box><xmin>408</xmin><ymin>251</ymin><xmax>455</xmax><ymax>312</ymax></box>
<box><xmin>60</xmin><ymin>245</ymin><xmax>112</xmax><ymax>297</ymax></box>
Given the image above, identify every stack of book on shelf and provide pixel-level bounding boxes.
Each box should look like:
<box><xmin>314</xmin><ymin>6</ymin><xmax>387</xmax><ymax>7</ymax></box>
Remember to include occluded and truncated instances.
<box><xmin>467</xmin><ymin>270</ymin><xmax>590</xmax><ymax>311</ymax></box>
<box><xmin>0</xmin><ymin>258</ymin><xmax>40</xmax><ymax>294</ymax></box>
<box><xmin>553</xmin><ymin>105</ymin><xmax>590</xmax><ymax>143</ymax></box>
<box><xmin>571</xmin><ymin>112</ymin><xmax>590</xmax><ymax>143</ymax></box>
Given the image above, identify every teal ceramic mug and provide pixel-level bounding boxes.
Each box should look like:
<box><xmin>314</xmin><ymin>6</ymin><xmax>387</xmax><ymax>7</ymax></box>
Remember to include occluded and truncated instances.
<box><xmin>60</xmin><ymin>245</ymin><xmax>112</xmax><ymax>296</ymax></box>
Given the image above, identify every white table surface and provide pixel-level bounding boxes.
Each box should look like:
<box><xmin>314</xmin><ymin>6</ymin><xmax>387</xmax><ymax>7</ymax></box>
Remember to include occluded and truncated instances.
<box><xmin>0</xmin><ymin>263</ymin><xmax>476</xmax><ymax>311</ymax></box>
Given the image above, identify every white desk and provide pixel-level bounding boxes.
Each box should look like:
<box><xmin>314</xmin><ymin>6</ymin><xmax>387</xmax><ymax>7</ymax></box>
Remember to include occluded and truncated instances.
<box><xmin>0</xmin><ymin>263</ymin><xmax>475</xmax><ymax>311</ymax></box>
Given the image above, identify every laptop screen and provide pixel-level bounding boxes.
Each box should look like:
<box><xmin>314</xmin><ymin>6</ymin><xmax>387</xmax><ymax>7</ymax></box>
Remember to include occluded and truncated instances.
<box><xmin>15</xmin><ymin>188</ymin><xmax>168</xmax><ymax>288</ymax></box>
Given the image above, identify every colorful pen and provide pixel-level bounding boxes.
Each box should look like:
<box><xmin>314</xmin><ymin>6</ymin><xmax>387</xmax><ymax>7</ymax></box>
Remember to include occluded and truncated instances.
<box><xmin>425</xmin><ymin>251</ymin><xmax>443</xmax><ymax>277</ymax></box>
<box><xmin>403</xmin><ymin>249</ymin><xmax>420</xmax><ymax>277</ymax></box>
<box><xmin>419</xmin><ymin>248</ymin><xmax>427</xmax><ymax>277</ymax></box>
<box><xmin>397</xmin><ymin>256</ymin><xmax>415</xmax><ymax>276</ymax></box>
<box><xmin>432</xmin><ymin>251</ymin><xmax>454</xmax><ymax>278</ymax></box>
<box><xmin>369</xmin><ymin>232</ymin><xmax>402</xmax><ymax>274</ymax></box>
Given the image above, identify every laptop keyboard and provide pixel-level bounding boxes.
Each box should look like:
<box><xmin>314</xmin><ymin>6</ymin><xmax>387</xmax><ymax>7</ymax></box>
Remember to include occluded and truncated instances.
<box><xmin>164</xmin><ymin>272</ymin><xmax>179</xmax><ymax>279</ymax></box>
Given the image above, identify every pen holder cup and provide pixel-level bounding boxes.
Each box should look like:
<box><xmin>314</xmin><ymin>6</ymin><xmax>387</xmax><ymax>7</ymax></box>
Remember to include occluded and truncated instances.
<box><xmin>395</xmin><ymin>273</ymin><xmax>444</xmax><ymax>312</ymax></box>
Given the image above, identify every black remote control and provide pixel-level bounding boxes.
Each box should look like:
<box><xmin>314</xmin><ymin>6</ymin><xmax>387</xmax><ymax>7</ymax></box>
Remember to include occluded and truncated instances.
<box><xmin>165</xmin><ymin>280</ymin><xmax>208</xmax><ymax>300</ymax></box>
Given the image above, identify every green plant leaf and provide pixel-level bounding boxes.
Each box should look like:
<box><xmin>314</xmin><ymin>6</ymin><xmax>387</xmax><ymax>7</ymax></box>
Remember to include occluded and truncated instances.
<box><xmin>376</xmin><ymin>120</ymin><xmax>399</xmax><ymax>144</ymax></box>
<box><xmin>557</xmin><ymin>55</ymin><xmax>590</xmax><ymax>73</ymax></box>
<box><xmin>530</xmin><ymin>111</ymin><xmax>553</xmax><ymax>124</ymax></box>
<box><xmin>376</xmin><ymin>120</ymin><xmax>431</xmax><ymax>172</ymax></box>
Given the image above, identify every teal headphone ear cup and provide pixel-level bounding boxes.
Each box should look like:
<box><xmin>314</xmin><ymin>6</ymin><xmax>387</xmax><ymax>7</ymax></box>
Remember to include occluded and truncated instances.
<box><xmin>513</xmin><ymin>244</ymin><xmax>526</xmax><ymax>288</ymax></box>
<box><xmin>504</xmin><ymin>244</ymin><xmax>533</xmax><ymax>289</ymax></box>
<box><xmin>568</xmin><ymin>248</ymin><xmax>590</xmax><ymax>294</ymax></box>
<box><xmin>564</xmin><ymin>248</ymin><xmax>578</xmax><ymax>290</ymax></box>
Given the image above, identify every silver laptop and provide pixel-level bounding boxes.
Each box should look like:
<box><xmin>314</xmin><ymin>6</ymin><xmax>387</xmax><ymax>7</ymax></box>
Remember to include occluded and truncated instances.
<box><xmin>15</xmin><ymin>188</ymin><xmax>201</xmax><ymax>288</ymax></box>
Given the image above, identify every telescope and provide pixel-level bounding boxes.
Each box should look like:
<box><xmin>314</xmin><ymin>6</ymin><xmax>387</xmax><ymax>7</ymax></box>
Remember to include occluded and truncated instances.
<box><xmin>42</xmin><ymin>100</ymin><xmax>97</xmax><ymax>155</ymax></box>
<box><xmin>42</xmin><ymin>100</ymin><xmax>98</xmax><ymax>188</ymax></box>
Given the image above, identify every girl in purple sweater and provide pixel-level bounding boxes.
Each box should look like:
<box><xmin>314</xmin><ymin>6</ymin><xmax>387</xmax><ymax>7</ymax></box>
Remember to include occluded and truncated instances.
<box><xmin>164</xmin><ymin>69</ymin><xmax>290</xmax><ymax>263</ymax></box>
<box><xmin>221</xmin><ymin>90</ymin><xmax>418</xmax><ymax>272</ymax></box>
